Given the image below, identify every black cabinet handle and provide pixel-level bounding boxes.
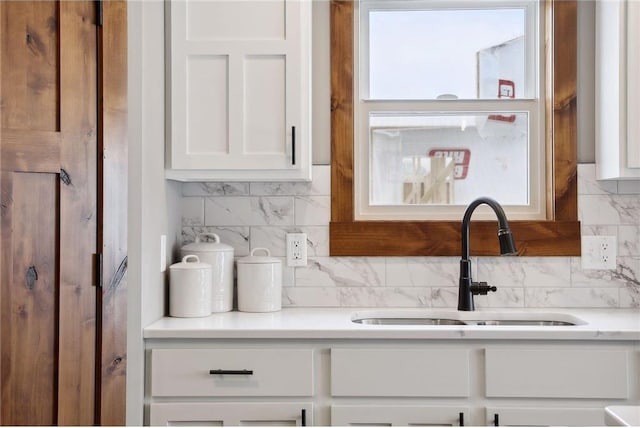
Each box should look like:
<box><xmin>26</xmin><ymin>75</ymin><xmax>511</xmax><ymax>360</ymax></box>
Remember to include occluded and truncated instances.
<box><xmin>209</xmin><ymin>369</ymin><xmax>253</xmax><ymax>375</ymax></box>
<box><xmin>494</xmin><ymin>413</ymin><xmax>499</xmax><ymax>426</ymax></box>
<box><xmin>291</xmin><ymin>126</ymin><xmax>296</xmax><ymax>165</ymax></box>
<box><xmin>301</xmin><ymin>408</ymin><xmax>306</xmax><ymax>426</ymax></box>
<box><xmin>459</xmin><ymin>412</ymin><xmax>464</xmax><ymax>426</ymax></box>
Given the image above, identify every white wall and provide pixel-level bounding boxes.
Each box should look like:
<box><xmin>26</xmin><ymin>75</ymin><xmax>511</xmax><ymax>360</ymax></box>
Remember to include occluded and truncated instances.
<box><xmin>127</xmin><ymin>1</ymin><xmax>181</xmax><ymax>424</ymax></box>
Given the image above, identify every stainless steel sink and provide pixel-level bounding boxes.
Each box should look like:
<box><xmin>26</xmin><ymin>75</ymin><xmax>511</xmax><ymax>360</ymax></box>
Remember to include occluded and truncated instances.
<box><xmin>469</xmin><ymin>320</ymin><xmax>576</xmax><ymax>326</ymax></box>
<box><xmin>350</xmin><ymin>310</ymin><xmax>587</xmax><ymax>327</ymax></box>
<box><xmin>353</xmin><ymin>317</ymin><xmax>466</xmax><ymax>326</ymax></box>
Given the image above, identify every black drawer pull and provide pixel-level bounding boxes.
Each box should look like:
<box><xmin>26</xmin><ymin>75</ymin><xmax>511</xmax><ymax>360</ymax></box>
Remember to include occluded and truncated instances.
<box><xmin>494</xmin><ymin>413</ymin><xmax>499</xmax><ymax>426</ymax></box>
<box><xmin>301</xmin><ymin>408</ymin><xmax>306</xmax><ymax>426</ymax></box>
<box><xmin>291</xmin><ymin>126</ymin><xmax>296</xmax><ymax>165</ymax></box>
<box><xmin>209</xmin><ymin>369</ymin><xmax>253</xmax><ymax>375</ymax></box>
<box><xmin>459</xmin><ymin>412</ymin><xmax>464</xmax><ymax>426</ymax></box>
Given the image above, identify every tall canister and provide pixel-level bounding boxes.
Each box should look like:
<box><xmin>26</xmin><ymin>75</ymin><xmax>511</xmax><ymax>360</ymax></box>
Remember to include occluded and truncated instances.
<box><xmin>237</xmin><ymin>248</ymin><xmax>282</xmax><ymax>312</ymax></box>
<box><xmin>181</xmin><ymin>233</ymin><xmax>234</xmax><ymax>312</ymax></box>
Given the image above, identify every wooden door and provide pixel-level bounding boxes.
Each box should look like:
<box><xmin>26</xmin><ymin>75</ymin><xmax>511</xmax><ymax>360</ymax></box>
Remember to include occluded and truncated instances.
<box><xmin>0</xmin><ymin>1</ymin><xmax>98</xmax><ymax>425</ymax></box>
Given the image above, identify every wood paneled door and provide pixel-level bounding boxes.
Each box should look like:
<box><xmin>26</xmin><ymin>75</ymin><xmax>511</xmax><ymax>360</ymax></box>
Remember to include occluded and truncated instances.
<box><xmin>0</xmin><ymin>1</ymin><xmax>127</xmax><ymax>425</ymax></box>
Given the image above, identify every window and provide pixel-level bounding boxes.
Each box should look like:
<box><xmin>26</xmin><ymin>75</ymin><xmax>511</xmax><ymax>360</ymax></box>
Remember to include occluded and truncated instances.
<box><xmin>330</xmin><ymin>0</ymin><xmax>580</xmax><ymax>256</ymax></box>
<box><xmin>356</xmin><ymin>0</ymin><xmax>544</xmax><ymax>221</ymax></box>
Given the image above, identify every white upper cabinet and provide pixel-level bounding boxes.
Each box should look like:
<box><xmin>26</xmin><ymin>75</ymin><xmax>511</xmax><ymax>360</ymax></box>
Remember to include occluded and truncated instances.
<box><xmin>166</xmin><ymin>0</ymin><xmax>312</xmax><ymax>181</ymax></box>
<box><xmin>596</xmin><ymin>0</ymin><xmax>640</xmax><ymax>179</ymax></box>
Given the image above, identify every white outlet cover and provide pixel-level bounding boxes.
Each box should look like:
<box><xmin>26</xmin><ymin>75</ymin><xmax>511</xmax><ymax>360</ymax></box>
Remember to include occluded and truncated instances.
<box><xmin>581</xmin><ymin>235</ymin><xmax>617</xmax><ymax>270</ymax></box>
<box><xmin>286</xmin><ymin>232</ymin><xmax>308</xmax><ymax>267</ymax></box>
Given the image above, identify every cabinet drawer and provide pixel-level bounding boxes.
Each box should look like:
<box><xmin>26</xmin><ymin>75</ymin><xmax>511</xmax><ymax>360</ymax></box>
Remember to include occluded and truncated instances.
<box><xmin>151</xmin><ymin>348</ymin><xmax>313</xmax><ymax>397</ymax></box>
<box><xmin>332</xmin><ymin>405</ymin><xmax>469</xmax><ymax>426</ymax></box>
<box><xmin>486</xmin><ymin>407</ymin><xmax>604</xmax><ymax>426</ymax></box>
<box><xmin>485</xmin><ymin>348</ymin><xmax>628</xmax><ymax>398</ymax></box>
<box><xmin>331</xmin><ymin>348</ymin><xmax>470</xmax><ymax>397</ymax></box>
<box><xmin>150</xmin><ymin>402</ymin><xmax>313</xmax><ymax>426</ymax></box>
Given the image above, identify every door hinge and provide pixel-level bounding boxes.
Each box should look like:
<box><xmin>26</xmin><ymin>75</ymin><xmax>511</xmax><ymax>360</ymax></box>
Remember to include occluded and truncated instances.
<box><xmin>95</xmin><ymin>253</ymin><xmax>103</xmax><ymax>288</ymax></box>
<box><xmin>95</xmin><ymin>0</ymin><xmax>103</xmax><ymax>27</ymax></box>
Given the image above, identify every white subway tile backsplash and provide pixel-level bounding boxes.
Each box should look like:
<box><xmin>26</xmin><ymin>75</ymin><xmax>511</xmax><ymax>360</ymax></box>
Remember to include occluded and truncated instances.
<box><xmin>577</xmin><ymin>164</ymin><xmax>618</xmax><ymax>195</ymax></box>
<box><xmin>619</xmin><ymin>285</ymin><xmax>640</xmax><ymax>308</ymax></box>
<box><xmin>300</xmin><ymin>226</ymin><xmax>330</xmax><ymax>257</ymax></box>
<box><xmin>524</xmin><ymin>287</ymin><xmax>619</xmax><ymax>308</ymax></box>
<box><xmin>296</xmin><ymin>257</ymin><xmax>385</xmax><ymax>287</ymax></box>
<box><xmin>250</xmin><ymin>165</ymin><xmax>331</xmax><ymax>196</ymax></box>
<box><xmin>569</xmin><ymin>256</ymin><xmax>623</xmax><ymax>288</ymax></box>
<box><xmin>337</xmin><ymin>287</ymin><xmax>430</xmax><ymax>307</ymax></box>
<box><xmin>294</xmin><ymin>196</ymin><xmax>331</xmax><ymax>226</ymax></box>
<box><xmin>178</xmin><ymin>163</ymin><xmax>639</xmax><ymax>309</ymax></box>
<box><xmin>481</xmin><ymin>287</ymin><xmax>525</xmax><ymax>308</ymax></box>
<box><xmin>282</xmin><ymin>286</ymin><xmax>340</xmax><ymax>307</ymax></box>
<box><xmin>250</xmin><ymin>182</ymin><xmax>310</xmax><ymax>196</ymax></box>
<box><xmin>385</xmin><ymin>257</ymin><xmax>461</xmax><ymax>287</ymax></box>
<box><xmin>182</xmin><ymin>226</ymin><xmax>250</xmax><ymax>256</ymax></box>
<box><xmin>579</xmin><ymin>194</ymin><xmax>640</xmax><ymax>225</ymax></box>
<box><xmin>205</xmin><ymin>196</ymin><xmax>294</xmax><ymax>226</ymax></box>
<box><xmin>250</xmin><ymin>226</ymin><xmax>296</xmax><ymax>257</ymax></box>
<box><xmin>429</xmin><ymin>287</ymin><xmax>459</xmax><ymax>308</ymax></box>
<box><xmin>181</xmin><ymin>197</ymin><xmax>205</xmax><ymax>226</ymax></box>
<box><xmin>183</xmin><ymin>182</ymin><xmax>250</xmax><ymax>196</ymax></box>
<box><xmin>477</xmin><ymin>256</ymin><xmax>571</xmax><ymax>287</ymax></box>
<box><xmin>619</xmin><ymin>226</ymin><xmax>640</xmax><ymax>256</ymax></box>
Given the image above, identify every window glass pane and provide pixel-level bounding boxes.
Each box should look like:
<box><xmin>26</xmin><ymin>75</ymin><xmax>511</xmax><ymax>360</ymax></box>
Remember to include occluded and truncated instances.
<box><xmin>369</xmin><ymin>112</ymin><xmax>529</xmax><ymax>206</ymax></box>
<box><xmin>367</xmin><ymin>7</ymin><xmax>527</xmax><ymax>99</ymax></box>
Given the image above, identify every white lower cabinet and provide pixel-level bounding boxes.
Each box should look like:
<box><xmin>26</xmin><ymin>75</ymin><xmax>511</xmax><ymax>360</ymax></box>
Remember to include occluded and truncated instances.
<box><xmin>145</xmin><ymin>342</ymin><xmax>638</xmax><ymax>426</ymax></box>
<box><xmin>150</xmin><ymin>402</ymin><xmax>312</xmax><ymax>426</ymax></box>
<box><xmin>332</xmin><ymin>405</ymin><xmax>469</xmax><ymax>426</ymax></box>
<box><xmin>485</xmin><ymin>407</ymin><xmax>604</xmax><ymax>427</ymax></box>
<box><xmin>148</xmin><ymin>348</ymin><xmax>314</xmax><ymax>426</ymax></box>
<box><xmin>331</xmin><ymin>348</ymin><xmax>470</xmax><ymax>398</ymax></box>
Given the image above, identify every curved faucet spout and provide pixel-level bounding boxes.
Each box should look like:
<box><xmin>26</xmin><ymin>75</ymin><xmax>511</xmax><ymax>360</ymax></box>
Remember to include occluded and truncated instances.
<box><xmin>458</xmin><ymin>197</ymin><xmax>517</xmax><ymax>311</ymax></box>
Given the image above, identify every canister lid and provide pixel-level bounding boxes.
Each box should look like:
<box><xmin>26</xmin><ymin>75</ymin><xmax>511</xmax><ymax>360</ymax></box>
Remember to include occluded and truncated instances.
<box><xmin>237</xmin><ymin>248</ymin><xmax>281</xmax><ymax>264</ymax></box>
<box><xmin>170</xmin><ymin>255</ymin><xmax>212</xmax><ymax>270</ymax></box>
<box><xmin>181</xmin><ymin>233</ymin><xmax>234</xmax><ymax>253</ymax></box>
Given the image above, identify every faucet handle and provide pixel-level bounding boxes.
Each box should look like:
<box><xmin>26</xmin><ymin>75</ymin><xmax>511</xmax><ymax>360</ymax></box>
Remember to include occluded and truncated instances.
<box><xmin>470</xmin><ymin>281</ymin><xmax>497</xmax><ymax>295</ymax></box>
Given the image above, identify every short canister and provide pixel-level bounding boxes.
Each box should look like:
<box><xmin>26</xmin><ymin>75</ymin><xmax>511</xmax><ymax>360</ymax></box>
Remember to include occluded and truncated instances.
<box><xmin>181</xmin><ymin>233</ymin><xmax>234</xmax><ymax>312</ymax></box>
<box><xmin>237</xmin><ymin>248</ymin><xmax>282</xmax><ymax>312</ymax></box>
<box><xmin>169</xmin><ymin>255</ymin><xmax>212</xmax><ymax>317</ymax></box>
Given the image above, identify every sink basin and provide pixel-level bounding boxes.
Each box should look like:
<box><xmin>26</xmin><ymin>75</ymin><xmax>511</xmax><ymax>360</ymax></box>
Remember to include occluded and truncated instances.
<box><xmin>350</xmin><ymin>310</ymin><xmax>587</xmax><ymax>327</ymax></box>
<box><xmin>353</xmin><ymin>317</ymin><xmax>466</xmax><ymax>326</ymax></box>
<box><xmin>470</xmin><ymin>320</ymin><xmax>576</xmax><ymax>326</ymax></box>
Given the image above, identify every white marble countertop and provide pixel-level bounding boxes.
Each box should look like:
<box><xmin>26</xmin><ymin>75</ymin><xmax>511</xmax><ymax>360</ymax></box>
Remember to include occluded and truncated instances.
<box><xmin>144</xmin><ymin>307</ymin><xmax>640</xmax><ymax>341</ymax></box>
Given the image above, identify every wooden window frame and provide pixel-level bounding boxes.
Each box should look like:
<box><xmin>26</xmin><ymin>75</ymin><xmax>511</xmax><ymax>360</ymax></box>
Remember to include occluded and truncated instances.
<box><xmin>330</xmin><ymin>0</ymin><xmax>580</xmax><ymax>256</ymax></box>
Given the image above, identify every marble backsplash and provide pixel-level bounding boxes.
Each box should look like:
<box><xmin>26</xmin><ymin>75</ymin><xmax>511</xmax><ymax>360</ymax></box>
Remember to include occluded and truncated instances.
<box><xmin>180</xmin><ymin>164</ymin><xmax>640</xmax><ymax>309</ymax></box>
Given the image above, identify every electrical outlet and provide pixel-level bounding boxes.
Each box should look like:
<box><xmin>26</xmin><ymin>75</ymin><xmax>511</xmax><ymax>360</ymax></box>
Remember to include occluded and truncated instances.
<box><xmin>581</xmin><ymin>235</ymin><xmax>616</xmax><ymax>270</ymax></box>
<box><xmin>286</xmin><ymin>233</ymin><xmax>308</xmax><ymax>267</ymax></box>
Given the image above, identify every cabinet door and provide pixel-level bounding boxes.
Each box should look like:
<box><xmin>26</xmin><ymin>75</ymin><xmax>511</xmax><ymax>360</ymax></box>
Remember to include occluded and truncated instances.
<box><xmin>332</xmin><ymin>405</ymin><xmax>469</xmax><ymax>426</ymax></box>
<box><xmin>331</xmin><ymin>348</ymin><xmax>470</xmax><ymax>397</ymax></box>
<box><xmin>485</xmin><ymin>407</ymin><xmax>603</xmax><ymax>426</ymax></box>
<box><xmin>484</xmin><ymin>348</ymin><xmax>628</xmax><ymax>399</ymax></box>
<box><xmin>595</xmin><ymin>0</ymin><xmax>640</xmax><ymax>178</ymax></box>
<box><xmin>166</xmin><ymin>0</ymin><xmax>312</xmax><ymax>181</ymax></box>
<box><xmin>628</xmin><ymin>0</ymin><xmax>640</xmax><ymax>168</ymax></box>
<box><xmin>150</xmin><ymin>402</ymin><xmax>312</xmax><ymax>426</ymax></box>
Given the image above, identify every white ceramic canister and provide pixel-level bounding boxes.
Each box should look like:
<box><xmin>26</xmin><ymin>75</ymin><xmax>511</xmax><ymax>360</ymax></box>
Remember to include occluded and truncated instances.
<box><xmin>169</xmin><ymin>255</ymin><xmax>212</xmax><ymax>317</ymax></box>
<box><xmin>181</xmin><ymin>233</ymin><xmax>234</xmax><ymax>312</ymax></box>
<box><xmin>237</xmin><ymin>248</ymin><xmax>282</xmax><ymax>312</ymax></box>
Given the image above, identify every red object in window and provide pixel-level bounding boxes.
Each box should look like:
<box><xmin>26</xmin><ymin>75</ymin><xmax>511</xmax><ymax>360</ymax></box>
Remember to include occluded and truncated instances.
<box><xmin>488</xmin><ymin>79</ymin><xmax>516</xmax><ymax>123</ymax></box>
<box><xmin>428</xmin><ymin>148</ymin><xmax>471</xmax><ymax>179</ymax></box>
